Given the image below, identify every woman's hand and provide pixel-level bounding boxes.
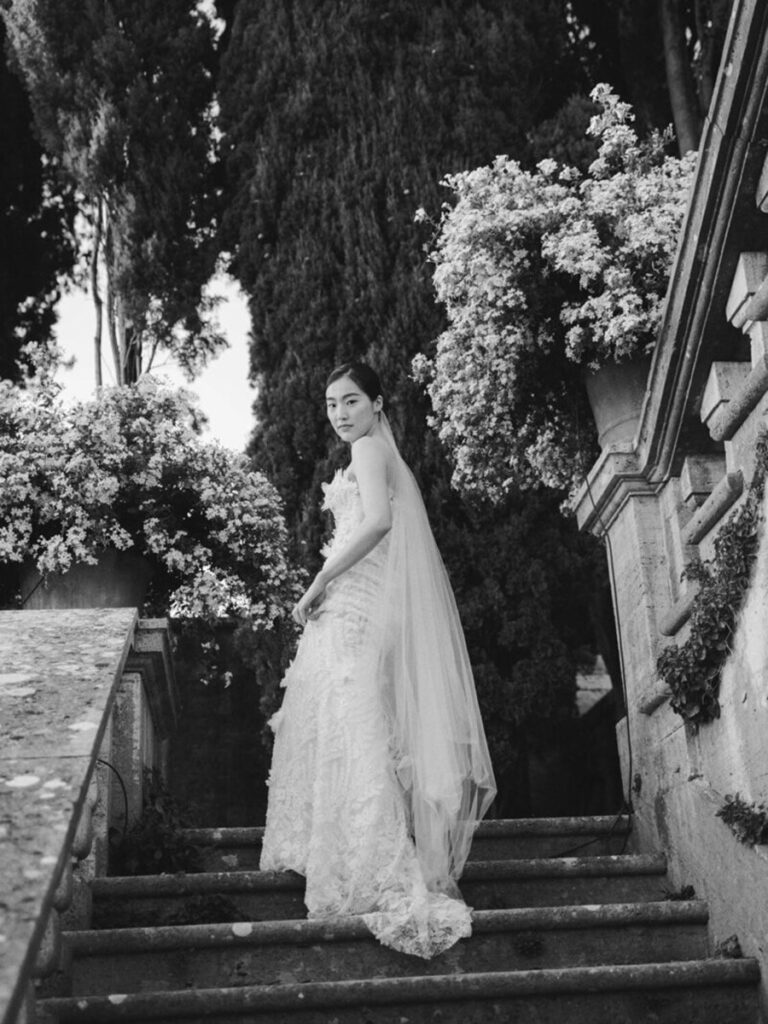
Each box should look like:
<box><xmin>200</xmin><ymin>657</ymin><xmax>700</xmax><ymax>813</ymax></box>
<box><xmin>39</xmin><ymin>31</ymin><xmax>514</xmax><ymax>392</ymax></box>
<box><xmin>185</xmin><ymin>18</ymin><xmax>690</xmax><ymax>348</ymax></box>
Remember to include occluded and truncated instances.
<box><xmin>292</xmin><ymin>574</ymin><xmax>328</xmax><ymax>626</ymax></box>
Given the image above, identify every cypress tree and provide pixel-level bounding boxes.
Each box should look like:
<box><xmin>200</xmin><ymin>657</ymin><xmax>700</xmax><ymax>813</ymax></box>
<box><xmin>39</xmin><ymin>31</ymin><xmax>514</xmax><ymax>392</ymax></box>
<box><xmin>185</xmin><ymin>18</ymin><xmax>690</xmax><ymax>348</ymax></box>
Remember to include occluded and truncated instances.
<box><xmin>218</xmin><ymin>0</ymin><xmax>612</xmax><ymax>811</ymax></box>
<box><xmin>2</xmin><ymin>0</ymin><xmax>222</xmax><ymax>383</ymax></box>
<box><xmin>0</xmin><ymin>17</ymin><xmax>76</xmax><ymax>381</ymax></box>
<box><xmin>219</xmin><ymin>0</ymin><xmax>584</xmax><ymax>519</ymax></box>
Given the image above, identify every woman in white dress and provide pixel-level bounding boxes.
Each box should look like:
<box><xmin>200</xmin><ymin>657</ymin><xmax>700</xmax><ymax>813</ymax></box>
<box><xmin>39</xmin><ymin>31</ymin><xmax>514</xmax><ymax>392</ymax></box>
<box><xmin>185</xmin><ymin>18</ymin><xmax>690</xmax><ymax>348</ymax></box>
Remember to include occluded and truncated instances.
<box><xmin>260</xmin><ymin>362</ymin><xmax>496</xmax><ymax>958</ymax></box>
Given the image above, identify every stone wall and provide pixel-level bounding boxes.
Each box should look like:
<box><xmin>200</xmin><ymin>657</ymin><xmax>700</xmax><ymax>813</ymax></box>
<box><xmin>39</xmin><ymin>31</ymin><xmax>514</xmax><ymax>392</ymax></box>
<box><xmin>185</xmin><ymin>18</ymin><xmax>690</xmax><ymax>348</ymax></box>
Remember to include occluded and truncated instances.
<box><xmin>0</xmin><ymin>610</ymin><xmax>176</xmax><ymax>1024</ymax></box>
<box><xmin>571</xmin><ymin>6</ymin><xmax>768</xmax><ymax>1008</ymax></box>
<box><xmin>575</xmin><ymin>384</ymin><xmax>768</xmax><ymax>1016</ymax></box>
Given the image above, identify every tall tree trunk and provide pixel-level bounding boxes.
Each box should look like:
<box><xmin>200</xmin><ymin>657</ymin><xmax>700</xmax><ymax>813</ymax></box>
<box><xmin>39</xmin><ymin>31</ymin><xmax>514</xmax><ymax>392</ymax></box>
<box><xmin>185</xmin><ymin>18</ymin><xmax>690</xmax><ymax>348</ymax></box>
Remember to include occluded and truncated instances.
<box><xmin>116</xmin><ymin>297</ymin><xmax>127</xmax><ymax>384</ymax></box>
<box><xmin>123</xmin><ymin>319</ymin><xmax>140</xmax><ymax>384</ymax></box>
<box><xmin>115</xmin><ymin>296</ymin><xmax>140</xmax><ymax>384</ymax></box>
<box><xmin>145</xmin><ymin>334</ymin><xmax>161</xmax><ymax>373</ymax></box>
<box><xmin>90</xmin><ymin>198</ymin><xmax>104</xmax><ymax>387</ymax></box>
<box><xmin>659</xmin><ymin>0</ymin><xmax>701</xmax><ymax>152</ymax></box>
<box><xmin>693</xmin><ymin>0</ymin><xmax>733</xmax><ymax>116</ymax></box>
<box><xmin>614</xmin><ymin>0</ymin><xmax>674</xmax><ymax>136</ymax></box>
<box><xmin>106</xmin><ymin>284</ymin><xmax>122</xmax><ymax>384</ymax></box>
<box><xmin>104</xmin><ymin>217</ymin><xmax>123</xmax><ymax>384</ymax></box>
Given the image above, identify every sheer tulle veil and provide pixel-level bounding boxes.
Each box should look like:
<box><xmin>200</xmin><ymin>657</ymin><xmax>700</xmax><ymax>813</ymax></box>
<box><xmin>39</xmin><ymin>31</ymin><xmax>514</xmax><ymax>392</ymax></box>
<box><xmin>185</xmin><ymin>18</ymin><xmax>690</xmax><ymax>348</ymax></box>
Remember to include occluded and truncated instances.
<box><xmin>367</xmin><ymin>412</ymin><xmax>497</xmax><ymax>895</ymax></box>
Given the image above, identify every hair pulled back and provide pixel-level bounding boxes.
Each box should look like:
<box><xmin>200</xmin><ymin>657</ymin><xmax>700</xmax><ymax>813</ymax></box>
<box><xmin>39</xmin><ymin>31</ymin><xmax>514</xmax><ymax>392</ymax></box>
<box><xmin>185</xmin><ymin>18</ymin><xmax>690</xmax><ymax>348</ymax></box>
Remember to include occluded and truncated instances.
<box><xmin>326</xmin><ymin>361</ymin><xmax>384</xmax><ymax>404</ymax></box>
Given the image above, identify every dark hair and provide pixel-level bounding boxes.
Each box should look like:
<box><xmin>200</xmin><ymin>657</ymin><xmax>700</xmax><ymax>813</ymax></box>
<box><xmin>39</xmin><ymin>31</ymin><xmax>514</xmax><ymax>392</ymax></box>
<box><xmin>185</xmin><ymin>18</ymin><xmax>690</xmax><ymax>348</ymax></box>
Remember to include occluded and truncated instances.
<box><xmin>326</xmin><ymin>361</ymin><xmax>384</xmax><ymax>403</ymax></box>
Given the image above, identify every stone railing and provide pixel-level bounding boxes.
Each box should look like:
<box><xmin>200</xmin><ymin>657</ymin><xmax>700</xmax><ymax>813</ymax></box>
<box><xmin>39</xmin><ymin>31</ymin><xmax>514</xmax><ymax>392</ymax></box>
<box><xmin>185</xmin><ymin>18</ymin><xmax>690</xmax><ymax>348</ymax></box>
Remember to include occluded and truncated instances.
<box><xmin>571</xmin><ymin>0</ymin><xmax>768</xmax><ymax>1011</ymax></box>
<box><xmin>0</xmin><ymin>609</ymin><xmax>177</xmax><ymax>1024</ymax></box>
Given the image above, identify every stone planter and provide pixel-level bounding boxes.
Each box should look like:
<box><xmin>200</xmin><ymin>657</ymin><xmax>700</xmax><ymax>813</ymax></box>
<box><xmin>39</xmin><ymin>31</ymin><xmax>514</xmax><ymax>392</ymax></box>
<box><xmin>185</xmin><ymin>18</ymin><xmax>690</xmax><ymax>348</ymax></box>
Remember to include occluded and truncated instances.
<box><xmin>20</xmin><ymin>549</ymin><xmax>153</xmax><ymax>610</ymax></box>
<box><xmin>584</xmin><ymin>355</ymin><xmax>652</xmax><ymax>448</ymax></box>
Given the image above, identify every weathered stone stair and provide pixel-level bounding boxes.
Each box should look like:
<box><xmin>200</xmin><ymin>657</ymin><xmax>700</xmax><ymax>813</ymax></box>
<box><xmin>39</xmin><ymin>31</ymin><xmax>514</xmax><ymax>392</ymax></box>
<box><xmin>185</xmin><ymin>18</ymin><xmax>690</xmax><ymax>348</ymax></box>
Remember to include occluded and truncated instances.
<box><xmin>36</xmin><ymin>816</ymin><xmax>761</xmax><ymax>1023</ymax></box>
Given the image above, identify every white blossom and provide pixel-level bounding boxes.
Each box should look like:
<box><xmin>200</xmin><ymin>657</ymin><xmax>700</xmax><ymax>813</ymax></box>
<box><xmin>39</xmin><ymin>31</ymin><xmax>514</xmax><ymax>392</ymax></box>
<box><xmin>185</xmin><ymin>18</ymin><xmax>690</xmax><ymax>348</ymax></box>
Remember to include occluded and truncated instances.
<box><xmin>414</xmin><ymin>86</ymin><xmax>696</xmax><ymax>500</ymax></box>
<box><xmin>0</xmin><ymin>370</ymin><xmax>302</xmax><ymax>627</ymax></box>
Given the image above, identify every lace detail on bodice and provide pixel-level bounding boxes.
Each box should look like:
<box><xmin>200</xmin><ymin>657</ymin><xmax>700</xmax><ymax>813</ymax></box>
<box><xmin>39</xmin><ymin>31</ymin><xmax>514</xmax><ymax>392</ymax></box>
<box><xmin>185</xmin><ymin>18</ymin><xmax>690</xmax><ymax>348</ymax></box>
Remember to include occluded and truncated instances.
<box><xmin>320</xmin><ymin>469</ymin><xmax>362</xmax><ymax>557</ymax></box>
<box><xmin>320</xmin><ymin>469</ymin><xmax>390</xmax><ymax>568</ymax></box>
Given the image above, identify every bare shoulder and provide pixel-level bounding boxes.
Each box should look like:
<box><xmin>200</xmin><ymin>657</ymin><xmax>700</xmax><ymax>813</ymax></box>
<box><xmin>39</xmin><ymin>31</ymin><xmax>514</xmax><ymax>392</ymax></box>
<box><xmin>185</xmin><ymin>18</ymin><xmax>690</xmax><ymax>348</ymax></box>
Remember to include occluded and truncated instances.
<box><xmin>351</xmin><ymin>434</ymin><xmax>390</xmax><ymax>459</ymax></box>
<box><xmin>349</xmin><ymin>435</ymin><xmax>392</xmax><ymax>476</ymax></box>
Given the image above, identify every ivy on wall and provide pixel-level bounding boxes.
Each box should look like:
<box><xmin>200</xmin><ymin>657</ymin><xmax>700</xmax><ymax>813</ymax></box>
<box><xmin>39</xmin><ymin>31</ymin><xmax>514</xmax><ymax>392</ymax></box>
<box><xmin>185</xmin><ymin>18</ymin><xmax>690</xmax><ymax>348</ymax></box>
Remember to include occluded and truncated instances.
<box><xmin>657</xmin><ymin>433</ymin><xmax>768</xmax><ymax>726</ymax></box>
<box><xmin>717</xmin><ymin>793</ymin><xmax>768</xmax><ymax>847</ymax></box>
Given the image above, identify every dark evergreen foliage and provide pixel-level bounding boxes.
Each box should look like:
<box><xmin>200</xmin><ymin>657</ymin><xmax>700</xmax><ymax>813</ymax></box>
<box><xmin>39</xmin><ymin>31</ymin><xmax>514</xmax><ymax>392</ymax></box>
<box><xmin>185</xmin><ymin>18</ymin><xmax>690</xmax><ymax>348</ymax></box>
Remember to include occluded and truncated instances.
<box><xmin>217</xmin><ymin>0</ymin><xmax>612</xmax><ymax>810</ymax></box>
<box><xmin>218</xmin><ymin>0</ymin><xmax>586</xmax><ymax>527</ymax></box>
<box><xmin>3</xmin><ymin>0</ymin><xmax>223</xmax><ymax>380</ymax></box>
<box><xmin>568</xmin><ymin>0</ymin><xmax>673</xmax><ymax>134</ymax></box>
<box><xmin>436</xmin><ymin>487</ymin><xmax>604</xmax><ymax>814</ymax></box>
<box><xmin>527</xmin><ymin>92</ymin><xmax>599</xmax><ymax>170</ymax></box>
<box><xmin>569</xmin><ymin>0</ymin><xmax>733</xmax><ymax>144</ymax></box>
<box><xmin>0</xmin><ymin>18</ymin><xmax>76</xmax><ymax>381</ymax></box>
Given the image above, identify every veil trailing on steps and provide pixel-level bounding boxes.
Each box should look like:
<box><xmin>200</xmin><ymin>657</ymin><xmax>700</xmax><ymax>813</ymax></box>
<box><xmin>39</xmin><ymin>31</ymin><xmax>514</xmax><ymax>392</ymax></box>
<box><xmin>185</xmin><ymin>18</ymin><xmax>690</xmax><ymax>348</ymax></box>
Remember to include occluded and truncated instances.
<box><xmin>368</xmin><ymin>413</ymin><xmax>497</xmax><ymax>895</ymax></box>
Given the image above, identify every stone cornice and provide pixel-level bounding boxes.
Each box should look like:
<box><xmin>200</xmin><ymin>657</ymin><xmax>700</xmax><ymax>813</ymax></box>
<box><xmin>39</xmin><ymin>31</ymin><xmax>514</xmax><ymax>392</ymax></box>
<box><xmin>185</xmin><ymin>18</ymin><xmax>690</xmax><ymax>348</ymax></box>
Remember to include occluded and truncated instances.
<box><xmin>577</xmin><ymin>0</ymin><xmax>768</xmax><ymax>531</ymax></box>
<box><xmin>637</xmin><ymin>0</ymin><xmax>768</xmax><ymax>486</ymax></box>
<box><xmin>574</xmin><ymin>446</ymin><xmax>660</xmax><ymax>535</ymax></box>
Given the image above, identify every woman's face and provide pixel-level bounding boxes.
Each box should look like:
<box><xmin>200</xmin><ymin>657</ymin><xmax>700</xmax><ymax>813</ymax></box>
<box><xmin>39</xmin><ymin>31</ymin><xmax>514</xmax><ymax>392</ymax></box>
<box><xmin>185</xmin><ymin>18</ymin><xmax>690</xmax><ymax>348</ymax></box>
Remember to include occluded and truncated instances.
<box><xmin>325</xmin><ymin>375</ymin><xmax>382</xmax><ymax>443</ymax></box>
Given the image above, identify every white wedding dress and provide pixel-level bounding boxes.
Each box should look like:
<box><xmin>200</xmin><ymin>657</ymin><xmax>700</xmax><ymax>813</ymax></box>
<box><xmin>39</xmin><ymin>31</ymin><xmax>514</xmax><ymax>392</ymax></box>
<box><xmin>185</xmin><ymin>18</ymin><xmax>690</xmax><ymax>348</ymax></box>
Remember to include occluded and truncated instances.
<box><xmin>259</xmin><ymin>469</ymin><xmax>475</xmax><ymax>958</ymax></box>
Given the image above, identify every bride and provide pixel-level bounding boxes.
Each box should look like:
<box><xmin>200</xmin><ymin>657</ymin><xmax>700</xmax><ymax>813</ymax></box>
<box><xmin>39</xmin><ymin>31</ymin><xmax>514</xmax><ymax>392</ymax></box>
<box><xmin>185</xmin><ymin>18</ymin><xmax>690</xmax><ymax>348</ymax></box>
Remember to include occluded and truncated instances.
<box><xmin>260</xmin><ymin>362</ymin><xmax>496</xmax><ymax>958</ymax></box>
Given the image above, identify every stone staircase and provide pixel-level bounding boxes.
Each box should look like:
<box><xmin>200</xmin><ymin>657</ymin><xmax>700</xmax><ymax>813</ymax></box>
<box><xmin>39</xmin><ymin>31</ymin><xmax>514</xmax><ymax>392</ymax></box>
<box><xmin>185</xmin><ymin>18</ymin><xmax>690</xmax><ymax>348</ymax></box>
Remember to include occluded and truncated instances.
<box><xmin>36</xmin><ymin>816</ymin><xmax>761</xmax><ymax>1023</ymax></box>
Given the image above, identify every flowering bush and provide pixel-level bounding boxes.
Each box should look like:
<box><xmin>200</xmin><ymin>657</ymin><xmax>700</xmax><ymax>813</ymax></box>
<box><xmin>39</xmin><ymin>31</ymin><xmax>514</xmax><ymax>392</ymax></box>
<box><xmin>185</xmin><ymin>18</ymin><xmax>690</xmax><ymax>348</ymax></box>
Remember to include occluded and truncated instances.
<box><xmin>413</xmin><ymin>85</ymin><xmax>697</xmax><ymax>499</ymax></box>
<box><xmin>0</xmin><ymin>371</ymin><xmax>301</xmax><ymax>626</ymax></box>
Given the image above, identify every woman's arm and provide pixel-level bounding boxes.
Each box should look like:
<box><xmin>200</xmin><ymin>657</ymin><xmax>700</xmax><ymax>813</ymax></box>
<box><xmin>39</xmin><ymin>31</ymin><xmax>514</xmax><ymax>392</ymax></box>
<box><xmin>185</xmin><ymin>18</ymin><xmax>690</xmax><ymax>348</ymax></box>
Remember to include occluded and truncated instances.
<box><xmin>292</xmin><ymin>436</ymin><xmax>392</xmax><ymax>625</ymax></box>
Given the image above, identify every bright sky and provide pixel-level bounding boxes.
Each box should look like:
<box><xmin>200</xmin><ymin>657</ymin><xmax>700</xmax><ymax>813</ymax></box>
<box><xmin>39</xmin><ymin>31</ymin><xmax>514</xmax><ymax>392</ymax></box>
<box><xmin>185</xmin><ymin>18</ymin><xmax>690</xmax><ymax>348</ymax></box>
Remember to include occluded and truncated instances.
<box><xmin>53</xmin><ymin>273</ymin><xmax>255</xmax><ymax>451</ymax></box>
<box><xmin>49</xmin><ymin>6</ymin><xmax>250</xmax><ymax>448</ymax></box>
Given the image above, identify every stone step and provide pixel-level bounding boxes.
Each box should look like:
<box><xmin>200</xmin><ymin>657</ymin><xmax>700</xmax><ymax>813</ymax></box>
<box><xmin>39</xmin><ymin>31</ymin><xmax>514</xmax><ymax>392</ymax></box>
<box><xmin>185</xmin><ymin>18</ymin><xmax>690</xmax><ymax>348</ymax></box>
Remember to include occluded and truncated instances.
<box><xmin>36</xmin><ymin>958</ymin><xmax>761</xmax><ymax>1023</ymax></box>
<box><xmin>64</xmin><ymin>902</ymin><xmax>710</xmax><ymax>995</ymax></box>
<box><xmin>181</xmin><ymin>815</ymin><xmax>633</xmax><ymax>870</ymax></box>
<box><xmin>92</xmin><ymin>854</ymin><xmax>669</xmax><ymax>928</ymax></box>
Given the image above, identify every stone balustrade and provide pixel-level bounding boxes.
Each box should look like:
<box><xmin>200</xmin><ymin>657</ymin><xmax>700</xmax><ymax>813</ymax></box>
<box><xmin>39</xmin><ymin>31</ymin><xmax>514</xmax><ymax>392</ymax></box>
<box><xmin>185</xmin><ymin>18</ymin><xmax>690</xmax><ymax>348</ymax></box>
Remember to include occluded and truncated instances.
<box><xmin>0</xmin><ymin>609</ymin><xmax>177</xmax><ymax>1024</ymax></box>
<box><xmin>572</xmin><ymin>1</ymin><xmax>768</xmax><ymax>1012</ymax></box>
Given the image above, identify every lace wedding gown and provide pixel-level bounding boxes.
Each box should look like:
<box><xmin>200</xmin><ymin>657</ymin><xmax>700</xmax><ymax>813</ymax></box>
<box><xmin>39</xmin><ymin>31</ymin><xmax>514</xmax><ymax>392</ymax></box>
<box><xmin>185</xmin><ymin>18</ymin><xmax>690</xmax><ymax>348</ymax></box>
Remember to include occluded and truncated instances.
<box><xmin>259</xmin><ymin>469</ymin><xmax>473</xmax><ymax>958</ymax></box>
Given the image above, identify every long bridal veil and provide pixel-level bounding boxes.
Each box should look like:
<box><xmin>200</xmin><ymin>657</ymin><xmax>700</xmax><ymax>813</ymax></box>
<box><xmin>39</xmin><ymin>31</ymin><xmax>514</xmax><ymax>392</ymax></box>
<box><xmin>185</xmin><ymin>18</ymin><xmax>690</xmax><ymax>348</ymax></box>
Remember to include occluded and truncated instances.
<box><xmin>369</xmin><ymin>413</ymin><xmax>496</xmax><ymax>896</ymax></box>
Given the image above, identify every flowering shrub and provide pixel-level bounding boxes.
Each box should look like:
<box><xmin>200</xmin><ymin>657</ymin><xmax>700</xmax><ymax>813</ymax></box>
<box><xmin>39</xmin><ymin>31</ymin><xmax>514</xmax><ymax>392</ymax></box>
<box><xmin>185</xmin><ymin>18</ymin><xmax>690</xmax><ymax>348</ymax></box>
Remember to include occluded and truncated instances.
<box><xmin>0</xmin><ymin>371</ymin><xmax>301</xmax><ymax>626</ymax></box>
<box><xmin>413</xmin><ymin>85</ymin><xmax>697</xmax><ymax>499</ymax></box>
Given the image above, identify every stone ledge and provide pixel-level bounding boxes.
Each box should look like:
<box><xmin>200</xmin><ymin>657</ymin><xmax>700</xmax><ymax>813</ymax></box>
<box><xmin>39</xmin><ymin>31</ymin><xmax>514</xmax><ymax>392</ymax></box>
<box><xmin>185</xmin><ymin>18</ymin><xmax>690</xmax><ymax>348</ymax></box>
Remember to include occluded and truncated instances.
<box><xmin>757</xmin><ymin>149</ymin><xmax>768</xmax><ymax>212</ymax></box>
<box><xmin>37</xmin><ymin>959</ymin><xmax>761</xmax><ymax>1021</ymax></box>
<box><xmin>0</xmin><ymin>611</ymin><xmax>178</xmax><ymax>1024</ymax></box>
<box><xmin>700</xmin><ymin>361</ymin><xmax>752</xmax><ymax>425</ymax></box>
<box><xmin>637</xmin><ymin>681</ymin><xmax>672</xmax><ymax>716</ymax></box>
<box><xmin>659</xmin><ymin>586</ymin><xmax>701</xmax><ymax>638</ymax></box>
<box><xmin>725</xmin><ymin>252</ymin><xmax>768</xmax><ymax>325</ymax></box>
<box><xmin>706</xmin><ymin>355</ymin><xmax>768</xmax><ymax>441</ymax></box>
<box><xmin>0</xmin><ymin>609</ymin><xmax>138</xmax><ymax>1024</ymax></box>
<box><xmin>180</xmin><ymin>816</ymin><xmax>633</xmax><ymax>848</ymax></box>
<box><xmin>574</xmin><ymin>447</ymin><xmax>659</xmax><ymax>536</ymax></box>
<box><xmin>0</xmin><ymin>755</ymin><xmax>95</xmax><ymax>1024</ymax></box>
<box><xmin>681</xmin><ymin>471</ymin><xmax>744</xmax><ymax>546</ymax></box>
<box><xmin>736</xmin><ymin>271</ymin><xmax>768</xmax><ymax>329</ymax></box>
<box><xmin>91</xmin><ymin>854</ymin><xmax>668</xmax><ymax>900</ymax></box>
<box><xmin>0</xmin><ymin>609</ymin><xmax>138</xmax><ymax>760</ymax></box>
<box><xmin>680</xmin><ymin>454</ymin><xmax>727</xmax><ymax>507</ymax></box>
<box><xmin>65</xmin><ymin>900</ymin><xmax>710</xmax><ymax>956</ymax></box>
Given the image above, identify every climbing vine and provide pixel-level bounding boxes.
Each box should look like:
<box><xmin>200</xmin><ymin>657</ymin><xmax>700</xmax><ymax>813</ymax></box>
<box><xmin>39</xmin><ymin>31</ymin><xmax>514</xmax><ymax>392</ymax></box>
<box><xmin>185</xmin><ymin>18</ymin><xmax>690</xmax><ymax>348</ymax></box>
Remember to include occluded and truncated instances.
<box><xmin>717</xmin><ymin>793</ymin><xmax>768</xmax><ymax>847</ymax></box>
<box><xmin>657</xmin><ymin>433</ymin><xmax>768</xmax><ymax>726</ymax></box>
